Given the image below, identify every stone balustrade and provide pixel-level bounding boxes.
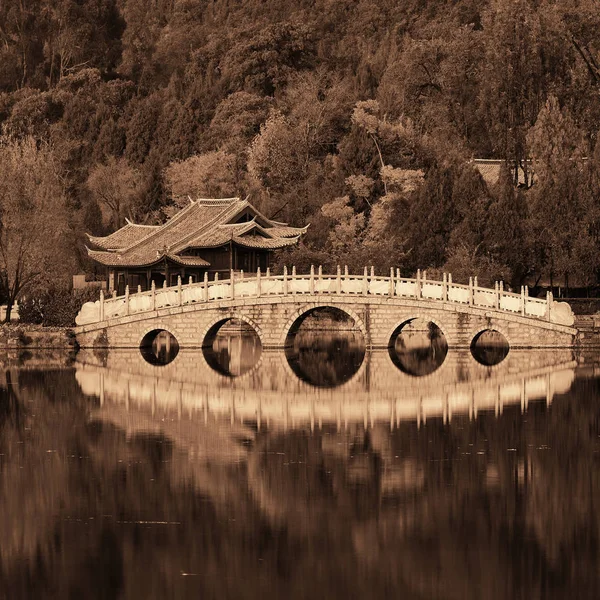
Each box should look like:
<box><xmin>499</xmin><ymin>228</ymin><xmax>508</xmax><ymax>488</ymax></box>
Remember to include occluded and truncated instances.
<box><xmin>76</xmin><ymin>266</ymin><xmax>564</xmax><ymax>327</ymax></box>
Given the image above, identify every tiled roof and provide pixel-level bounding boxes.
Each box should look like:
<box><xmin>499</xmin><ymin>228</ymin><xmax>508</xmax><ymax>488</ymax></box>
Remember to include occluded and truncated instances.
<box><xmin>233</xmin><ymin>235</ymin><xmax>299</xmax><ymax>249</ymax></box>
<box><xmin>87</xmin><ymin>197</ymin><xmax>305</xmax><ymax>268</ymax></box>
<box><xmin>86</xmin><ymin>249</ymin><xmax>210</xmax><ymax>268</ymax></box>
<box><xmin>268</xmin><ymin>225</ymin><xmax>309</xmax><ymax>238</ymax></box>
<box><xmin>87</xmin><ymin>222</ymin><xmax>160</xmax><ymax>250</ymax></box>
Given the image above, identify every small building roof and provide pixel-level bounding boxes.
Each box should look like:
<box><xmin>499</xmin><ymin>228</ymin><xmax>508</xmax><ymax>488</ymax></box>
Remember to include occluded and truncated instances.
<box><xmin>473</xmin><ymin>159</ymin><xmax>536</xmax><ymax>188</ymax></box>
<box><xmin>86</xmin><ymin>197</ymin><xmax>306</xmax><ymax>268</ymax></box>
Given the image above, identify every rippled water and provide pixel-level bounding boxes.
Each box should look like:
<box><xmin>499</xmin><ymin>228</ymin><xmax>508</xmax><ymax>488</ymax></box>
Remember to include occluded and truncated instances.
<box><xmin>2</xmin><ymin>336</ymin><xmax>600</xmax><ymax>599</ymax></box>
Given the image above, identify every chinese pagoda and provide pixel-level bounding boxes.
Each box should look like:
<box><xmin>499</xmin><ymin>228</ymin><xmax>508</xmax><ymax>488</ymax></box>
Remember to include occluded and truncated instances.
<box><xmin>86</xmin><ymin>197</ymin><xmax>307</xmax><ymax>295</ymax></box>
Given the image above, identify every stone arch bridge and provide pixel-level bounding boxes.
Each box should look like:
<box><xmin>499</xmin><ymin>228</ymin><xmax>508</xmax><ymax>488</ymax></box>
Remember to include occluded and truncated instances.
<box><xmin>74</xmin><ymin>267</ymin><xmax>577</xmax><ymax>349</ymax></box>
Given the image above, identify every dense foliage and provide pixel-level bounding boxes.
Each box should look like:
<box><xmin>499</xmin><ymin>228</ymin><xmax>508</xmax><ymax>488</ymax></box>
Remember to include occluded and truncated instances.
<box><xmin>1</xmin><ymin>0</ymin><xmax>600</xmax><ymax>293</ymax></box>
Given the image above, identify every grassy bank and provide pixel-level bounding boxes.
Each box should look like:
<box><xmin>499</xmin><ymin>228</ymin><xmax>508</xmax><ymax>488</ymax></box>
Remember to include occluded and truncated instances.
<box><xmin>0</xmin><ymin>324</ymin><xmax>77</xmax><ymax>349</ymax></box>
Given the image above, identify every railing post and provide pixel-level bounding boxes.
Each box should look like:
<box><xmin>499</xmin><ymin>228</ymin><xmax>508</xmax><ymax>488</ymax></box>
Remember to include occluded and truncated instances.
<box><xmin>203</xmin><ymin>272</ymin><xmax>209</xmax><ymax>302</ymax></box>
<box><xmin>547</xmin><ymin>290</ymin><xmax>553</xmax><ymax>321</ymax></box>
<box><xmin>389</xmin><ymin>267</ymin><xmax>394</xmax><ymax>296</ymax></box>
<box><xmin>177</xmin><ymin>275</ymin><xmax>182</xmax><ymax>306</ymax></box>
<box><xmin>468</xmin><ymin>277</ymin><xmax>474</xmax><ymax>305</ymax></box>
<box><xmin>370</xmin><ymin>266</ymin><xmax>375</xmax><ymax>279</ymax></box>
<box><xmin>310</xmin><ymin>264</ymin><xmax>315</xmax><ymax>294</ymax></box>
<box><xmin>283</xmin><ymin>265</ymin><xmax>288</xmax><ymax>295</ymax></box>
<box><xmin>230</xmin><ymin>269</ymin><xmax>235</xmax><ymax>299</ymax></box>
<box><xmin>520</xmin><ymin>285</ymin><xmax>525</xmax><ymax>315</ymax></box>
<box><xmin>291</xmin><ymin>265</ymin><xmax>296</xmax><ymax>294</ymax></box>
<box><xmin>151</xmin><ymin>280</ymin><xmax>156</xmax><ymax>310</ymax></box>
<box><xmin>257</xmin><ymin>267</ymin><xmax>261</xmax><ymax>297</ymax></box>
<box><xmin>137</xmin><ymin>284</ymin><xmax>142</xmax><ymax>295</ymax></box>
<box><xmin>336</xmin><ymin>265</ymin><xmax>341</xmax><ymax>294</ymax></box>
<box><xmin>494</xmin><ymin>281</ymin><xmax>499</xmax><ymax>309</ymax></box>
<box><xmin>448</xmin><ymin>273</ymin><xmax>452</xmax><ymax>301</ymax></box>
<box><xmin>112</xmin><ymin>290</ymin><xmax>117</xmax><ymax>299</ymax></box>
<box><xmin>188</xmin><ymin>276</ymin><xmax>193</xmax><ymax>285</ymax></box>
<box><xmin>416</xmin><ymin>269</ymin><xmax>422</xmax><ymax>299</ymax></box>
<box><xmin>318</xmin><ymin>265</ymin><xmax>322</xmax><ymax>289</ymax></box>
<box><xmin>499</xmin><ymin>280</ymin><xmax>504</xmax><ymax>309</ymax></box>
<box><xmin>99</xmin><ymin>289</ymin><xmax>105</xmax><ymax>321</ymax></box>
<box><xmin>442</xmin><ymin>272</ymin><xmax>448</xmax><ymax>301</ymax></box>
<box><xmin>125</xmin><ymin>285</ymin><xmax>130</xmax><ymax>316</ymax></box>
<box><xmin>363</xmin><ymin>266</ymin><xmax>368</xmax><ymax>296</ymax></box>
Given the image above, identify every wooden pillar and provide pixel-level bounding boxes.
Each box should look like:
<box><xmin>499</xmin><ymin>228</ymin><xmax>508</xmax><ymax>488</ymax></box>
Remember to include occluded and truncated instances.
<box><xmin>99</xmin><ymin>289</ymin><xmax>105</xmax><ymax>321</ymax></box>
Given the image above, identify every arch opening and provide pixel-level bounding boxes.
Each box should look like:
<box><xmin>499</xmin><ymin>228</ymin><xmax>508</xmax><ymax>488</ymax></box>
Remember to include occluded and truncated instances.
<box><xmin>388</xmin><ymin>318</ymin><xmax>448</xmax><ymax>377</ymax></box>
<box><xmin>284</xmin><ymin>307</ymin><xmax>366</xmax><ymax>388</ymax></box>
<box><xmin>470</xmin><ymin>329</ymin><xmax>509</xmax><ymax>366</ymax></box>
<box><xmin>140</xmin><ymin>329</ymin><xmax>179</xmax><ymax>366</ymax></box>
<box><xmin>202</xmin><ymin>318</ymin><xmax>262</xmax><ymax>377</ymax></box>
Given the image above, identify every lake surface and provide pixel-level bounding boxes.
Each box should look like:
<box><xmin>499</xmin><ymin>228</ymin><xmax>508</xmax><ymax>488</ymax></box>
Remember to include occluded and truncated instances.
<box><xmin>2</xmin><ymin>335</ymin><xmax>600</xmax><ymax>599</ymax></box>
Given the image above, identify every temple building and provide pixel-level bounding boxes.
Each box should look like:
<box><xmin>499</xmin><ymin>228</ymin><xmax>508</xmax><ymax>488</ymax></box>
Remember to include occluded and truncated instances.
<box><xmin>86</xmin><ymin>197</ymin><xmax>307</xmax><ymax>295</ymax></box>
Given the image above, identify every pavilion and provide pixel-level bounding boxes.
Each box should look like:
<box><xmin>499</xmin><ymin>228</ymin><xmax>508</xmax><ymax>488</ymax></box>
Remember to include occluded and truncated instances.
<box><xmin>86</xmin><ymin>197</ymin><xmax>307</xmax><ymax>295</ymax></box>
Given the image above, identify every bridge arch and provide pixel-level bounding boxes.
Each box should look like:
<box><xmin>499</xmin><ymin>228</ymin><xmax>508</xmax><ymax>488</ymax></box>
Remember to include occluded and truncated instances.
<box><xmin>200</xmin><ymin>313</ymin><xmax>264</xmax><ymax>349</ymax></box>
<box><xmin>278</xmin><ymin>303</ymin><xmax>369</xmax><ymax>348</ymax></box>
<box><xmin>138</xmin><ymin>323</ymin><xmax>185</xmax><ymax>348</ymax></box>
<box><xmin>468</xmin><ymin>323</ymin><xmax>513</xmax><ymax>349</ymax></box>
<box><xmin>385</xmin><ymin>314</ymin><xmax>450</xmax><ymax>349</ymax></box>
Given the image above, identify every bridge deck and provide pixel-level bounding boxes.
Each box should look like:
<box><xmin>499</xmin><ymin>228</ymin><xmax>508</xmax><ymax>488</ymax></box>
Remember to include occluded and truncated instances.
<box><xmin>76</xmin><ymin>267</ymin><xmax>572</xmax><ymax>328</ymax></box>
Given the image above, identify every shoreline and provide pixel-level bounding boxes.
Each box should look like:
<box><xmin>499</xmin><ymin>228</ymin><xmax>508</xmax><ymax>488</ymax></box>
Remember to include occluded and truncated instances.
<box><xmin>0</xmin><ymin>324</ymin><xmax>77</xmax><ymax>350</ymax></box>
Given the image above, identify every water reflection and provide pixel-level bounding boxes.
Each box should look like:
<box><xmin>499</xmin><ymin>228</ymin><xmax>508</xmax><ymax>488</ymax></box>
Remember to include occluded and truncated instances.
<box><xmin>471</xmin><ymin>329</ymin><xmax>510</xmax><ymax>366</ymax></box>
<box><xmin>140</xmin><ymin>329</ymin><xmax>179</xmax><ymax>366</ymax></box>
<box><xmin>285</xmin><ymin>331</ymin><xmax>366</xmax><ymax>387</ymax></box>
<box><xmin>389</xmin><ymin>319</ymin><xmax>448</xmax><ymax>376</ymax></box>
<box><xmin>203</xmin><ymin>326</ymin><xmax>262</xmax><ymax>377</ymax></box>
<box><xmin>4</xmin><ymin>346</ymin><xmax>600</xmax><ymax>600</ymax></box>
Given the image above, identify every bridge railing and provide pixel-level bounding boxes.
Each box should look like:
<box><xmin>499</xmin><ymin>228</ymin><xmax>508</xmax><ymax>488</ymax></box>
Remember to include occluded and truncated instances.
<box><xmin>76</xmin><ymin>266</ymin><xmax>565</xmax><ymax>326</ymax></box>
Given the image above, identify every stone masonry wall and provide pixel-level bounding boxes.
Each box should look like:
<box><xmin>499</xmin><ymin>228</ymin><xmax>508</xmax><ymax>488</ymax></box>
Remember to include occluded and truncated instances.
<box><xmin>75</xmin><ymin>295</ymin><xmax>576</xmax><ymax>350</ymax></box>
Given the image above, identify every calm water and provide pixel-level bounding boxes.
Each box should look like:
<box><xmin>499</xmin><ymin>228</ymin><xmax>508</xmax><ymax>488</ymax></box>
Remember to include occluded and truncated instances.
<box><xmin>2</xmin><ymin>337</ymin><xmax>600</xmax><ymax>599</ymax></box>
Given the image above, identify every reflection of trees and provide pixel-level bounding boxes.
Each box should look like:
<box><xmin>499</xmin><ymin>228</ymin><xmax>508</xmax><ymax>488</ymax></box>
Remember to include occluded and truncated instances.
<box><xmin>286</xmin><ymin>333</ymin><xmax>365</xmax><ymax>387</ymax></box>
<box><xmin>3</xmin><ymin>369</ymin><xmax>600</xmax><ymax>598</ymax></box>
<box><xmin>391</xmin><ymin>334</ymin><xmax>448</xmax><ymax>376</ymax></box>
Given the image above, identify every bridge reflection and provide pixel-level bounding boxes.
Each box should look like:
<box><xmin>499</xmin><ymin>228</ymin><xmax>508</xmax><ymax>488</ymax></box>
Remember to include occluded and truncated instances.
<box><xmin>76</xmin><ymin>347</ymin><xmax>576</xmax><ymax>430</ymax></box>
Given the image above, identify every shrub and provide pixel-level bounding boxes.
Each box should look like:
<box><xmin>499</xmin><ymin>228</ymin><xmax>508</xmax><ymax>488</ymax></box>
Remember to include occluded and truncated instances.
<box><xmin>19</xmin><ymin>287</ymin><xmax>101</xmax><ymax>327</ymax></box>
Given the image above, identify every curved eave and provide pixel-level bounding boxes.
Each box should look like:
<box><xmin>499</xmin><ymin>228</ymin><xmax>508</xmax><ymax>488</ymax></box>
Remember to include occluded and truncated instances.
<box><xmin>268</xmin><ymin>224</ymin><xmax>310</xmax><ymax>238</ymax></box>
<box><xmin>86</xmin><ymin>247</ymin><xmax>210</xmax><ymax>268</ymax></box>
<box><xmin>232</xmin><ymin>236</ymin><xmax>300</xmax><ymax>250</ymax></box>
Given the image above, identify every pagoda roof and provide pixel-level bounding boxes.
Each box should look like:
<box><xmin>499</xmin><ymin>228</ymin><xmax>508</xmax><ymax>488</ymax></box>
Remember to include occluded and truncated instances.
<box><xmin>86</xmin><ymin>197</ymin><xmax>306</xmax><ymax>268</ymax></box>
<box><xmin>87</xmin><ymin>221</ymin><xmax>160</xmax><ymax>251</ymax></box>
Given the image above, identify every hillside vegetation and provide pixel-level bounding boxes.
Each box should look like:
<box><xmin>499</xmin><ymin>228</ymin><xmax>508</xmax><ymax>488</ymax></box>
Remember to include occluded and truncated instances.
<box><xmin>1</xmin><ymin>0</ymin><xmax>600</xmax><ymax>294</ymax></box>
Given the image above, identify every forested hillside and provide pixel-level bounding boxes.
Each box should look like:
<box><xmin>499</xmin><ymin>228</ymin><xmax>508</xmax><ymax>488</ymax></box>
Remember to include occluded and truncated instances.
<box><xmin>1</xmin><ymin>0</ymin><xmax>600</xmax><ymax>294</ymax></box>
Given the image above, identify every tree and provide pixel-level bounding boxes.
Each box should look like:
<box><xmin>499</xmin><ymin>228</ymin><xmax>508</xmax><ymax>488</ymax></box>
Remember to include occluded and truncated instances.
<box><xmin>163</xmin><ymin>151</ymin><xmax>239</xmax><ymax>209</ymax></box>
<box><xmin>527</xmin><ymin>96</ymin><xmax>594</xmax><ymax>289</ymax></box>
<box><xmin>86</xmin><ymin>156</ymin><xmax>146</xmax><ymax>229</ymax></box>
<box><xmin>0</xmin><ymin>137</ymin><xmax>72</xmax><ymax>320</ymax></box>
